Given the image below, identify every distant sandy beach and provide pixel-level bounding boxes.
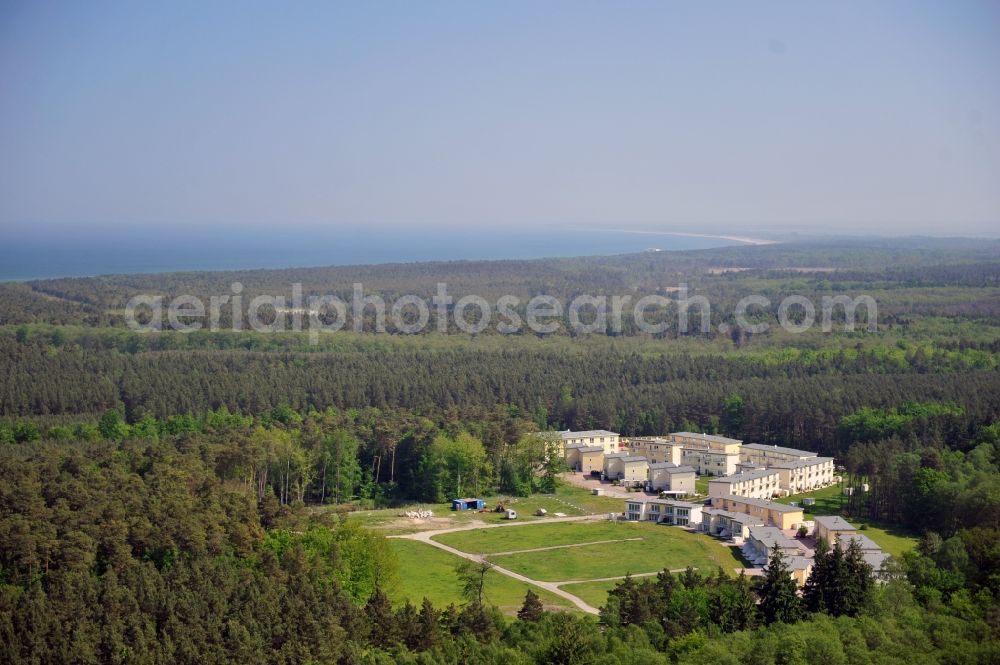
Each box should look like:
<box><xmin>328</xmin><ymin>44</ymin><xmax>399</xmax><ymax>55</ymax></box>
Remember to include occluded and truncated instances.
<box><xmin>579</xmin><ymin>228</ymin><xmax>779</xmax><ymax>246</ymax></box>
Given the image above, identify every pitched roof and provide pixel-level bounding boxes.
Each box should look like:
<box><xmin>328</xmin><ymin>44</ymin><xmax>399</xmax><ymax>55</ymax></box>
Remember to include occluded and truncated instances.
<box><xmin>561</xmin><ymin>429</ymin><xmax>619</xmax><ymax>439</ymax></box>
<box><xmin>715</xmin><ymin>495</ymin><xmax>804</xmax><ymax>513</ymax></box>
<box><xmin>671</xmin><ymin>432</ymin><xmax>743</xmax><ymax>445</ymax></box>
<box><xmin>839</xmin><ymin>533</ymin><xmax>883</xmax><ymax>552</ymax></box>
<box><xmin>648</xmin><ymin>462</ymin><xmax>678</xmax><ymax>470</ymax></box>
<box><xmin>863</xmin><ymin>551</ymin><xmax>891</xmax><ymax>570</ymax></box>
<box><xmin>703</xmin><ymin>507</ymin><xmax>766</xmax><ymax>525</ymax></box>
<box><xmin>783</xmin><ymin>555</ymin><xmax>813</xmax><ymax>571</ymax></box>
<box><xmin>709</xmin><ymin>469</ymin><xmax>779</xmax><ymax>484</ymax></box>
<box><xmin>665</xmin><ymin>465</ymin><xmax>696</xmax><ymax>474</ymax></box>
<box><xmin>814</xmin><ymin>515</ymin><xmax>855</xmax><ymax>531</ymax></box>
<box><xmin>578</xmin><ymin>446</ymin><xmax>605</xmax><ymax>453</ymax></box>
<box><xmin>748</xmin><ymin>526</ymin><xmax>802</xmax><ymax>551</ymax></box>
<box><xmin>740</xmin><ymin>443</ymin><xmax>817</xmax><ymax>457</ymax></box>
<box><xmin>768</xmin><ymin>457</ymin><xmax>834</xmax><ymax>469</ymax></box>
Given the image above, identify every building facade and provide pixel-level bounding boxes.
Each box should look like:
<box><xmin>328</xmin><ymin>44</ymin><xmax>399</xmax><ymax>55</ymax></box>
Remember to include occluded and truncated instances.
<box><xmin>710</xmin><ymin>495</ymin><xmax>805</xmax><ymax>530</ymax></box>
<box><xmin>647</xmin><ymin>462</ymin><xmax>697</xmax><ymax>493</ymax></box>
<box><xmin>681</xmin><ymin>447</ymin><xmax>740</xmax><ymax>476</ymax></box>
<box><xmin>813</xmin><ymin>515</ymin><xmax>857</xmax><ymax>545</ymax></box>
<box><xmin>700</xmin><ymin>508</ymin><xmax>765</xmax><ymax>540</ymax></box>
<box><xmin>565</xmin><ymin>444</ymin><xmax>605</xmax><ymax>472</ymax></box>
<box><xmin>624</xmin><ymin>498</ymin><xmax>703</xmax><ymax>526</ymax></box>
<box><xmin>627</xmin><ymin>437</ymin><xmax>683</xmax><ymax>465</ymax></box>
<box><xmin>770</xmin><ymin>457</ymin><xmax>836</xmax><ymax>493</ymax></box>
<box><xmin>708</xmin><ymin>469</ymin><xmax>782</xmax><ymax>499</ymax></box>
<box><xmin>560</xmin><ymin>430</ymin><xmax>621</xmax><ymax>455</ymax></box>
<box><xmin>739</xmin><ymin>443</ymin><xmax>817</xmax><ymax>466</ymax></box>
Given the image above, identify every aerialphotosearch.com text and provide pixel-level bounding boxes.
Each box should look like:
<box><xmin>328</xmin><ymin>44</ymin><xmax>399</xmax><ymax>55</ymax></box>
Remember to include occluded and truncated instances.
<box><xmin>125</xmin><ymin>282</ymin><xmax>878</xmax><ymax>343</ymax></box>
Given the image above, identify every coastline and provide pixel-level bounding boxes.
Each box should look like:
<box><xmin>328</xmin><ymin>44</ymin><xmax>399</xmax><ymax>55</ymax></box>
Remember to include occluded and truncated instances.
<box><xmin>577</xmin><ymin>228</ymin><xmax>778</xmax><ymax>246</ymax></box>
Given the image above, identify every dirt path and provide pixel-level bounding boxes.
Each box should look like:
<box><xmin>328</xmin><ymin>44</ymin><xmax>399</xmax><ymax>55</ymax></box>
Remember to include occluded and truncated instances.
<box><xmin>393</xmin><ymin>515</ymin><xmax>606</xmax><ymax>614</ymax></box>
<box><xmin>489</xmin><ymin>537</ymin><xmax>644</xmax><ymax>557</ymax></box>
<box><xmin>556</xmin><ymin>567</ymin><xmax>694</xmax><ymax>585</ymax></box>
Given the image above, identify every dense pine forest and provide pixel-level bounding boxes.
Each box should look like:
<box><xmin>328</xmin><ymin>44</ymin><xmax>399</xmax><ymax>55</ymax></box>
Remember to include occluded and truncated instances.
<box><xmin>2</xmin><ymin>239</ymin><xmax>1000</xmax><ymax>662</ymax></box>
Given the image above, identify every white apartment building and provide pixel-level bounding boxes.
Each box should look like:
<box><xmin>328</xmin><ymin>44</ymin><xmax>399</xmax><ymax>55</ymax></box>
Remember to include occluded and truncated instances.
<box><xmin>770</xmin><ymin>457</ymin><xmax>835</xmax><ymax>493</ymax></box>
<box><xmin>682</xmin><ymin>447</ymin><xmax>740</xmax><ymax>476</ymax></box>
<box><xmin>624</xmin><ymin>498</ymin><xmax>703</xmax><ymax>526</ymax></box>
<box><xmin>659</xmin><ymin>432</ymin><xmax>742</xmax><ymax>476</ymax></box>
<box><xmin>740</xmin><ymin>443</ymin><xmax>817</xmax><ymax>467</ymax></box>
<box><xmin>560</xmin><ymin>430</ymin><xmax>621</xmax><ymax>455</ymax></box>
<box><xmin>668</xmin><ymin>432</ymin><xmax>743</xmax><ymax>453</ymax></box>
<box><xmin>708</xmin><ymin>469</ymin><xmax>782</xmax><ymax>499</ymax></box>
<box><xmin>627</xmin><ymin>437</ymin><xmax>683</xmax><ymax>465</ymax></box>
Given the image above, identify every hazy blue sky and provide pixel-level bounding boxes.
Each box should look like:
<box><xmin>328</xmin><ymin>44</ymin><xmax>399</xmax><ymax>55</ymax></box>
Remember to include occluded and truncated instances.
<box><xmin>1</xmin><ymin>1</ymin><xmax>998</xmax><ymax>238</ymax></box>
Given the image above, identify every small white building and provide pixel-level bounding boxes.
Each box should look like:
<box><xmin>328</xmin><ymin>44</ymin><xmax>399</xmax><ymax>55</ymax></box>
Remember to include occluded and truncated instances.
<box><xmin>813</xmin><ymin>515</ymin><xmax>857</xmax><ymax>545</ymax></box>
<box><xmin>566</xmin><ymin>444</ymin><xmax>605</xmax><ymax>472</ymax></box>
<box><xmin>619</xmin><ymin>456</ymin><xmax>650</xmax><ymax>484</ymax></box>
<box><xmin>625</xmin><ymin>498</ymin><xmax>703</xmax><ymax>526</ymax></box>
<box><xmin>602</xmin><ymin>452</ymin><xmax>629</xmax><ymax>479</ymax></box>
<box><xmin>648</xmin><ymin>462</ymin><xmax>697</xmax><ymax>494</ymax></box>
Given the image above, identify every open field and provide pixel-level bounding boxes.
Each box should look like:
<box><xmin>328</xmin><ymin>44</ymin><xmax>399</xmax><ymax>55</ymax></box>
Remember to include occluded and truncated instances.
<box><xmin>433</xmin><ymin>520</ymin><xmax>648</xmax><ymax>554</ymax></box>
<box><xmin>840</xmin><ymin>520</ymin><xmax>918</xmax><ymax>560</ymax></box>
<box><xmin>345</xmin><ymin>484</ymin><xmax>623</xmax><ymax>535</ymax></box>
<box><xmin>558</xmin><ymin>580</ymin><xmax>621</xmax><ymax>608</ymax></box>
<box><xmin>440</xmin><ymin>521</ymin><xmax>743</xmax><ymax>583</ymax></box>
<box><xmin>387</xmin><ymin>539</ymin><xmax>575</xmax><ymax>614</ymax></box>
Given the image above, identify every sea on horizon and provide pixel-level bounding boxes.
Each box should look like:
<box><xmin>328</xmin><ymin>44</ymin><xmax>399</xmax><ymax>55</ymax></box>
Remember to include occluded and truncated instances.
<box><xmin>0</xmin><ymin>227</ymin><xmax>745</xmax><ymax>282</ymax></box>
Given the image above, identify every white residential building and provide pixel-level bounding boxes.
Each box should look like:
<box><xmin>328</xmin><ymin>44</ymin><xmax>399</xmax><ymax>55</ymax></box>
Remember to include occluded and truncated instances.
<box><xmin>813</xmin><ymin>515</ymin><xmax>857</xmax><ymax>545</ymax></box>
<box><xmin>740</xmin><ymin>443</ymin><xmax>818</xmax><ymax>466</ymax></box>
<box><xmin>627</xmin><ymin>437</ymin><xmax>683</xmax><ymax>465</ymax></box>
<box><xmin>681</xmin><ymin>447</ymin><xmax>740</xmax><ymax>476</ymax></box>
<box><xmin>560</xmin><ymin>430</ymin><xmax>621</xmax><ymax>455</ymax></box>
<box><xmin>742</xmin><ymin>526</ymin><xmax>805</xmax><ymax>566</ymax></box>
<box><xmin>700</xmin><ymin>508</ymin><xmax>765</xmax><ymax>540</ymax></box>
<box><xmin>669</xmin><ymin>432</ymin><xmax>743</xmax><ymax>452</ymax></box>
<box><xmin>770</xmin><ymin>457</ymin><xmax>835</xmax><ymax>493</ymax></box>
<box><xmin>624</xmin><ymin>498</ymin><xmax>703</xmax><ymax>526</ymax></box>
<box><xmin>708</xmin><ymin>469</ymin><xmax>782</xmax><ymax>499</ymax></box>
<box><xmin>565</xmin><ymin>444</ymin><xmax>605</xmax><ymax>473</ymax></box>
<box><xmin>647</xmin><ymin>462</ymin><xmax>697</xmax><ymax>494</ymax></box>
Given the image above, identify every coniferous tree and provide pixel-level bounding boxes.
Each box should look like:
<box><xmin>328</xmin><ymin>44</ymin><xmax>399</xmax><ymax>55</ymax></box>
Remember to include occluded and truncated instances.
<box><xmin>802</xmin><ymin>538</ymin><xmax>830</xmax><ymax>613</ymax></box>
<box><xmin>415</xmin><ymin>597</ymin><xmax>441</xmax><ymax>651</ymax></box>
<box><xmin>756</xmin><ymin>544</ymin><xmax>802</xmax><ymax>625</ymax></box>
<box><xmin>517</xmin><ymin>589</ymin><xmax>544</xmax><ymax>622</ymax></box>
<box><xmin>841</xmin><ymin>537</ymin><xmax>875</xmax><ymax>617</ymax></box>
<box><xmin>364</xmin><ymin>588</ymin><xmax>397</xmax><ymax>647</ymax></box>
<box><xmin>711</xmin><ymin>571</ymin><xmax>758</xmax><ymax>632</ymax></box>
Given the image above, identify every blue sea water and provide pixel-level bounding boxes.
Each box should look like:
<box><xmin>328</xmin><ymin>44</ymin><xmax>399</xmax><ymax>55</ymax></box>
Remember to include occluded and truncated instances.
<box><xmin>0</xmin><ymin>226</ymin><xmax>742</xmax><ymax>281</ymax></box>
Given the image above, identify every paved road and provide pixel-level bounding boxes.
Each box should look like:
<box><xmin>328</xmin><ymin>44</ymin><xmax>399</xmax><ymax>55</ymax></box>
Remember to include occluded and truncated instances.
<box><xmin>392</xmin><ymin>515</ymin><xmax>606</xmax><ymax>614</ymax></box>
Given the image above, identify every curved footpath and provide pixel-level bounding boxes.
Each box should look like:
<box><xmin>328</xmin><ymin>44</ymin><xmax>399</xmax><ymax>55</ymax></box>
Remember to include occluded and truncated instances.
<box><xmin>391</xmin><ymin>515</ymin><xmax>605</xmax><ymax>614</ymax></box>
